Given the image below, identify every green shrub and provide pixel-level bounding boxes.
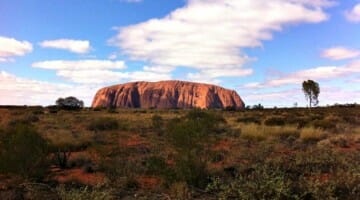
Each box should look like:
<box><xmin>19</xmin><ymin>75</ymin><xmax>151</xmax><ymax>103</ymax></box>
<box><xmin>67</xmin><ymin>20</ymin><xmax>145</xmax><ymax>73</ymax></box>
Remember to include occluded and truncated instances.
<box><xmin>87</xmin><ymin>117</ymin><xmax>120</xmax><ymax>131</ymax></box>
<box><xmin>151</xmin><ymin>114</ymin><xmax>164</xmax><ymax>133</ymax></box>
<box><xmin>264</xmin><ymin>116</ymin><xmax>285</xmax><ymax>126</ymax></box>
<box><xmin>144</xmin><ymin>156</ymin><xmax>175</xmax><ymax>185</ymax></box>
<box><xmin>8</xmin><ymin>113</ymin><xmax>40</xmax><ymax>126</ymax></box>
<box><xmin>207</xmin><ymin>166</ymin><xmax>292</xmax><ymax>200</ymax></box>
<box><xmin>293</xmin><ymin>147</ymin><xmax>340</xmax><ymax>174</ymax></box>
<box><xmin>0</xmin><ymin>124</ymin><xmax>49</xmax><ymax>179</ymax></box>
<box><xmin>174</xmin><ymin>154</ymin><xmax>209</xmax><ymax>188</ymax></box>
<box><xmin>165</xmin><ymin>109</ymin><xmax>223</xmax><ymax>188</ymax></box>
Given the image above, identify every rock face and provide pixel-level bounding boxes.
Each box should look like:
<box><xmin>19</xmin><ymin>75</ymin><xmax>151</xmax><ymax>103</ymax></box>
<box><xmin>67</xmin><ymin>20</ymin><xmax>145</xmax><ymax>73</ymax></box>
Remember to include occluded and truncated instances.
<box><xmin>92</xmin><ymin>81</ymin><xmax>245</xmax><ymax>109</ymax></box>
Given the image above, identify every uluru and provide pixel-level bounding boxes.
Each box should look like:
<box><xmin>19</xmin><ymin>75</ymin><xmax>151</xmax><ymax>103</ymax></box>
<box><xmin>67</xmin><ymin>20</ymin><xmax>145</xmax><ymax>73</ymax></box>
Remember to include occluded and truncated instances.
<box><xmin>92</xmin><ymin>80</ymin><xmax>245</xmax><ymax>109</ymax></box>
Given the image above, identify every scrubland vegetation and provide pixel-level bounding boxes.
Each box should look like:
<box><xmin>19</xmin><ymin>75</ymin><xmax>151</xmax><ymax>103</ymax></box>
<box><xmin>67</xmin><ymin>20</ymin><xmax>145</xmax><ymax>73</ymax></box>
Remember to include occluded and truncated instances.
<box><xmin>0</xmin><ymin>105</ymin><xmax>359</xmax><ymax>199</ymax></box>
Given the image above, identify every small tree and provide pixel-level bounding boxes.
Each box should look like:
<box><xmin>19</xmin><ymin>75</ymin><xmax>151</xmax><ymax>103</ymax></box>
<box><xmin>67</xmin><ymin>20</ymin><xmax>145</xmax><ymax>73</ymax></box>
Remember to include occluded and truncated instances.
<box><xmin>302</xmin><ymin>80</ymin><xmax>320</xmax><ymax>108</ymax></box>
<box><xmin>166</xmin><ymin>109</ymin><xmax>223</xmax><ymax>188</ymax></box>
<box><xmin>56</xmin><ymin>96</ymin><xmax>84</xmax><ymax>110</ymax></box>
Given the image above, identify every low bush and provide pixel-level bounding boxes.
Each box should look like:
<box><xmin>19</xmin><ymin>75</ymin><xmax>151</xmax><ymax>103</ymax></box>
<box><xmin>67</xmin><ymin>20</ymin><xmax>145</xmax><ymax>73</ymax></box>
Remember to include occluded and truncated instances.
<box><xmin>24</xmin><ymin>113</ymin><xmax>40</xmax><ymax>123</ymax></box>
<box><xmin>330</xmin><ymin>136</ymin><xmax>349</xmax><ymax>148</ymax></box>
<box><xmin>151</xmin><ymin>114</ymin><xmax>164</xmax><ymax>133</ymax></box>
<box><xmin>8</xmin><ymin>113</ymin><xmax>40</xmax><ymax>126</ymax></box>
<box><xmin>107</xmin><ymin>108</ymin><xmax>118</xmax><ymax>114</ymax></box>
<box><xmin>312</xmin><ymin>119</ymin><xmax>336</xmax><ymax>130</ymax></box>
<box><xmin>0</xmin><ymin>124</ymin><xmax>50</xmax><ymax>179</ymax></box>
<box><xmin>207</xmin><ymin>166</ymin><xmax>292</xmax><ymax>199</ymax></box>
<box><xmin>87</xmin><ymin>117</ymin><xmax>120</xmax><ymax>131</ymax></box>
<box><xmin>236</xmin><ymin>116</ymin><xmax>261</xmax><ymax>124</ymax></box>
<box><xmin>264</xmin><ymin>116</ymin><xmax>286</xmax><ymax>126</ymax></box>
<box><xmin>144</xmin><ymin>156</ymin><xmax>175</xmax><ymax>185</ymax></box>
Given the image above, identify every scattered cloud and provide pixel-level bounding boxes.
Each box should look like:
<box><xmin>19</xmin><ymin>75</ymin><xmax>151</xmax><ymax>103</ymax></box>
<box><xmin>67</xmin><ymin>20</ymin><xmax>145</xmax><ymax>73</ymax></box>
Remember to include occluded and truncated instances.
<box><xmin>110</xmin><ymin>0</ymin><xmax>332</xmax><ymax>79</ymax></box>
<box><xmin>186</xmin><ymin>73</ymin><xmax>221</xmax><ymax>85</ymax></box>
<box><xmin>122</xmin><ymin>71</ymin><xmax>172</xmax><ymax>82</ymax></box>
<box><xmin>39</xmin><ymin>39</ymin><xmax>91</xmax><ymax>54</ymax></box>
<box><xmin>54</xmin><ymin>69</ymin><xmax>171</xmax><ymax>84</ymax></box>
<box><xmin>32</xmin><ymin>60</ymin><xmax>171</xmax><ymax>84</ymax></box>
<box><xmin>108</xmin><ymin>52</ymin><xmax>118</xmax><ymax>60</ymax></box>
<box><xmin>143</xmin><ymin>65</ymin><xmax>175</xmax><ymax>73</ymax></box>
<box><xmin>321</xmin><ymin>46</ymin><xmax>360</xmax><ymax>60</ymax></box>
<box><xmin>0</xmin><ymin>71</ymin><xmax>99</xmax><ymax>106</ymax></box>
<box><xmin>32</xmin><ymin>60</ymin><xmax>126</xmax><ymax>70</ymax></box>
<box><xmin>345</xmin><ymin>3</ymin><xmax>360</xmax><ymax>22</ymax></box>
<box><xmin>56</xmin><ymin>70</ymin><xmax>171</xmax><ymax>84</ymax></box>
<box><xmin>0</xmin><ymin>36</ymin><xmax>33</xmax><ymax>62</ymax></box>
<box><xmin>32</xmin><ymin>60</ymin><xmax>127</xmax><ymax>84</ymax></box>
<box><xmin>243</xmin><ymin>60</ymin><xmax>360</xmax><ymax>89</ymax></box>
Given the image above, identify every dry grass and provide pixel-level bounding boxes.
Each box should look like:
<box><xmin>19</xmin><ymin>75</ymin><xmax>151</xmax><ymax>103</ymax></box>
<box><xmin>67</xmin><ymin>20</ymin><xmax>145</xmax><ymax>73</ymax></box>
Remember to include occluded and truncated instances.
<box><xmin>239</xmin><ymin>123</ymin><xmax>267</xmax><ymax>141</ymax></box>
<box><xmin>238</xmin><ymin>123</ymin><xmax>299</xmax><ymax>141</ymax></box>
<box><xmin>300</xmin><ymin>127</ymin><xmax>327</xmax><ymax>143</ymax></box>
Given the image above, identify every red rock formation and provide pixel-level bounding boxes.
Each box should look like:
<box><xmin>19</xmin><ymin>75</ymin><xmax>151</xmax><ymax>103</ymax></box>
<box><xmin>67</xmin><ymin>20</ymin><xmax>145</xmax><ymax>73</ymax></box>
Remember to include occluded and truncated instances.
<box><xmin>91</xmin><ymin>80</ymin><xmax>245</xmax><ymax>109</ymax></box>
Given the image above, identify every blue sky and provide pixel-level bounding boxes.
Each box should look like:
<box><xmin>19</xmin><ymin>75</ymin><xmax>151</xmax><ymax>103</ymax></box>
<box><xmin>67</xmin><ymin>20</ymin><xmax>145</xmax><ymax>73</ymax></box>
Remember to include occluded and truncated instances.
<box><xmin>0</xmin><ymin>0</ymin><xmax>359</xmax><ymax>107</ymax></box>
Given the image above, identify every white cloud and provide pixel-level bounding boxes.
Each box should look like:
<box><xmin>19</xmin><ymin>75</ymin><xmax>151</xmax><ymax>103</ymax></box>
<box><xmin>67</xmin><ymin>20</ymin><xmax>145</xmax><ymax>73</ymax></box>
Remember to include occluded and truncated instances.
<box><xmin>186</xmin><ymin>73</ymin><xmax>221</xmax><ymax>85</ymax></box>
<box><xmin>32</xmin><ymin>60</ymin><xmax>126</xmax><ymax>84</ymax></box>
<box><xmin>39</xmin><ymin>39</ymin><xmax>91</xmax><ymax>54</ymax></box>
<box><xmin>143</xmin><ymin>65</ymin><xmax>175</xmax><ymax>73</ymax></box>
<box><xmin>109</xmin><ymin>0</ymin><xmax>331</xmax><ymax>79</ymax></box>
<box><xmin>321</xmin><ymin>47</ymin><xmax>360</xmax><ymax>60</ymax></box>
<box><xmin>0</xmin><ymin>36</ymin><xmax>33</xmax><ymax>62</ymax></box>
<box><xmin>0</xmin><ymin>71</ymin><xmax>99</xmax><ymax>106</ymax></box>
<box><xmin>32</xmin><ymin>60</ymin><xmax>171</xmax><ymax>84</ymax></box>
<box><xmin>54</xmin><ymin>69</ymin><xmax>171</xmax><ymax>84</ymax></box>
<box><xmin>32</xmin><ymin>60</ymin><xmax>126</xmax><ymax>70</ymax></box>
<box><xmin>243</xmin><ymin>61</ymin><xmax>360</xmax><ymax>89</ymax></box>
<box><xmin>124</xmin><ymin>71</ymin><xmax>172</xmax><ymax>82</ymax></box>
<box><xmin>345</xmin><ymin>3</ymin><xmax>360</xmax><ymax>22</ymax></box>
